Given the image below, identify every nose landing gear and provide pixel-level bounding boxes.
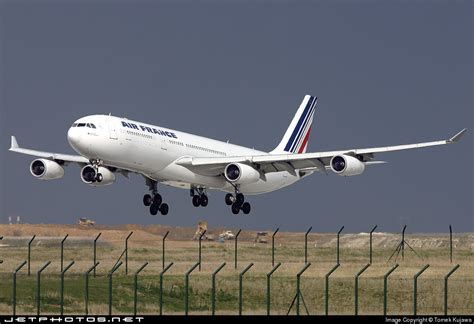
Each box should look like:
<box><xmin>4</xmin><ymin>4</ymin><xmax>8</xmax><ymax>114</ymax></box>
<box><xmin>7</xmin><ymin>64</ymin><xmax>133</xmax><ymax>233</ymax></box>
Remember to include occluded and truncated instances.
<box><xmin>87</xmin><ymin>159</ymin><xmax>104</xmax><ymax>183</ymax></box>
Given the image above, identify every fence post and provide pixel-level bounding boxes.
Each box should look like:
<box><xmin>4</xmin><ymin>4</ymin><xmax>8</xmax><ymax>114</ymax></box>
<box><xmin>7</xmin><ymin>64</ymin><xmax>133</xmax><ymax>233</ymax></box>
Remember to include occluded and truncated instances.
<box><xmin>133</xmin><ymin>262</ymin><xmax>149</xmax><ymax>316</ymax></box>
<box><xmin>449</xmin><ymin>225</ymin><xmax>453</xmax><ymax>264</ymax></box>
<box><xmin>28</xmin><ymin>235</ymin><xmax>36</xmax><ymax>276</ymax></box>
<box><xmin>0</xmin><ymin>236</ymin><xmax>3</xmax><ymax>264</ymax></box>
<box><xmin>383</xmin><ymin>263</ymin><xmax>399</xmax><ymax>315</ymax></box>
<box><xmin>369</xmin><ymin>226</ymin><xmax>377</xmax><ymax>264</ymax></box>
<box><xmin>266</xmin><ymin>262</ymin><xmax>281</xmax><ymax>315</ymax></box>
<box><xmin>36</xmin><ymin>261</ymin><xmax>51</xmax><ymax>316</ymax></box>
<box><xmin>234</xmin><ymin>229</ymin><xmax>241</xmax><ymax>269</ymax></box>
<box><xmin>401</xmin><ymin>225</ymin><xmax>406</xmax><ymax>260</ymax></box>
<box><xmin>159</xmin><ymin>262</ymin><xmax>174</xmax><ymax>315</ymax></box>
<box><xmin>413</xmin><ymin>264</ymin><xmax>430</xmax><ymax>315</ymax></box>
<box><xmin>84</xmin><ymin>262</ymin><xmax>100</xmax><ymax>315</ymax></box>
<box><xmin>93</xmin><ymin>233</ymin><xmax>101</xmax><ymax>277</ymax></box>
<box><xmin>162</xmin><ymin>231</ymin><xmax>169</xmax><ymax>270</ymax></box>
<box><xmin>60</xmin><ymin>261</ymin><xmax>75</xmax><ymax>315</ymax></box>
<box><xmin>184</xmin><ymin>262</ymin><xmax>200</xmax><ymax>315</ymax></box>
<box><xmin>272</xmin><ymin>228</ymin><xmax>279</xmax><ymax>267</ymax></box>
<box><xmin>239</xmin><ymin>263</ymin><xmax>254</xmax><ymax>315</ymax></box>
<box><xmin>296</xmin><ymin>262</ymin><xmax>311</xmax><ymax>315</ymax></box>
<box><xmin>355</xmin><ymin>263</ymin><xmax>370</xmax><ymax>315</ymax></box>
<box><xmin>199</xmin><ymin>230</ymin><xmax>206</xmax><ymax>271</ymax></box>
<box><xmin>325</xmin><ymin>264</ymin><xmax>340</xmax><ymax>315</ymax></box>
<box><xmin>305</xmin><ymin>227</ymin><xmax>312</xmax><ymax>264</ymax></box>
<box><xmin>60</xmin><ymin>234</ymin><xmax>69</xmax><ymax>273</ymax></box>
<box><xmin>444</xmin><ymin>264</ymin><xmax>460</xmax><ymax>315</ymax></box>
<box><xmin>211</xmin><ymin>262</ymin><xmax>226</xmax><ymax>316</ymax></box>
<box><xmin>12</xmin><ymin>261</ymin><xmax>27</xmax><ymax>315</ymax></box>
<box><xmin>337</xmin><ymin>226</ymin><xmax>344</xmax><ymax>265</ymax></box>
<box><xmin>108</xmin><ymin>261</ymin><xmax>123</xmax><ymax>316</ymax></box>
<box><xmin>125</xmin><ymin>232</ymin><xmax>133</xmax><ymax>275</ymax></box>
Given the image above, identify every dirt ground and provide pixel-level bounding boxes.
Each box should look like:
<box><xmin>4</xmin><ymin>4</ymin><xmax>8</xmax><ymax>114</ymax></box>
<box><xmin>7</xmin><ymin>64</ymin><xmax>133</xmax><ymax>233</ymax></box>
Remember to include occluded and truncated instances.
<box><xmin>0</xmin><ymin>224</ymin><xmax>472</xmax><ymax>315</ymax></box>
<box><xmin>2</xmin><ymin>223</ymin><xmax>472</xmax><ymax>248</ymax></box>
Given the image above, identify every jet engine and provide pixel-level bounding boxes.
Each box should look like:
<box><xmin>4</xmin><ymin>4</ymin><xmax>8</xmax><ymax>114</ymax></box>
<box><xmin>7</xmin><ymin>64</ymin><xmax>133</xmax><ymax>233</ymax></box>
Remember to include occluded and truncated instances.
<box><xmin>30</xmin><ymin>159</ymin><xmax>65</xmax><ymax>180</ymax></box>
<box><xmin>81</xmin><ymin>165</ymin><xmax>115</xmax><ymax>186</ymax></box>
<box><xmin>330</xmin><ymin>155</ymin><xmax>365</xmax><ymax>176</ymax></box>
<box><xmin>224</xmin><ymin>163</ymin><xmax>260</xmax><ymax>185</ymax></box>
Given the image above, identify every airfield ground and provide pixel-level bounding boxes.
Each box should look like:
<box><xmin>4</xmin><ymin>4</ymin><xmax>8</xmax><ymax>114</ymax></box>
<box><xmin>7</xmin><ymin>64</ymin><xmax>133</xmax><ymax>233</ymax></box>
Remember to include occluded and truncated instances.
<box><xmin>0</xmin><ymin>224</ymin><xmax>472</xmax><ymax>315</ymax></box>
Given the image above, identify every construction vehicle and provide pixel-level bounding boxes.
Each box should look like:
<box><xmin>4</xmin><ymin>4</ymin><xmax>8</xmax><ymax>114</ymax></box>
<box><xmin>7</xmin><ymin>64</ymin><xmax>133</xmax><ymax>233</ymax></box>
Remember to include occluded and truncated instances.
<box><xmin>255</xmin><ymin>231</ymin><xmax>268</xmax><ymax>244</ymax></box>
<box><xmin>78</xmin><ymin>218</ymin><xmax>95</xmax><ymax>227</ymax></box>
<box><xmin>219</xmin><ymin>230</ymin><xmax>235</xmax><ymax>240</ymax></box>
<box><xmin>193</xmin><ymin>221</ymin><xmax>208</xmax><ymax>240</ymax></box>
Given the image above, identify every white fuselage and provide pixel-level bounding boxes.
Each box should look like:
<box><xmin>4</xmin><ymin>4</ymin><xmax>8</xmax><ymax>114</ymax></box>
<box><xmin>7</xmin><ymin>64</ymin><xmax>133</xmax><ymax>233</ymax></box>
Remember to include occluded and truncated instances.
<box><xmin>67</xmin><ymin>115</ymin><xmax>301</xmax><ymax>194</ymax></box>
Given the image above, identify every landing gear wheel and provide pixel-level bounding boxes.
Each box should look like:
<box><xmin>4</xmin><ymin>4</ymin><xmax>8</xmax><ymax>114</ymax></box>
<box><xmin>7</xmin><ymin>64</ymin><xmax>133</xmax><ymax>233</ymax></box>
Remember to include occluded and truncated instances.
<box><xmin>153</xmin><ymin>194</ymin><xmax>162</xmax><ymax>206</ymax></box>
<box><xmin>192</xmin><ymin>195</ymin><xmax>201</xmax><ymax>207</ymax></box>
<box><xmin>236</xmin><ymin>193</ymin><xmax>245</xmax><ymax>205</ymax></box>
<box><xmin>160</xmin><ymin>203</ymin><xmax>169</xmax><ymax>215</ymax></box>
<box><xmin>200</xmin><ymin>195</ymin><xmax>208</xmax><ymax>207</ymax></box>
<box><xmin>225</xmin><ymin>193</ymin><xmax>234</xmax><ymax>206</ymax></box>
<box><xmin>96</xmin><ymin>173</ymin><xmax>103</xmax><ymax>182</ymax></box>
<box><xmin>231</xmin><ymin>203</ymin><xmax>240</xmax><ymax>214</ymax></box>
<box><xmin>150</xmin><ymin>204</ymin><xmax>159</xmax><ymax>215</ymax></box>
<box><xmin>241</xmin><ymin>202</ymin><xmax>251</xmax><ymax>214</ymax></box>
<box><xmin>143</xmin><ymin>194</ymin><xmax>152</xmax><ymax>206</ymax></box>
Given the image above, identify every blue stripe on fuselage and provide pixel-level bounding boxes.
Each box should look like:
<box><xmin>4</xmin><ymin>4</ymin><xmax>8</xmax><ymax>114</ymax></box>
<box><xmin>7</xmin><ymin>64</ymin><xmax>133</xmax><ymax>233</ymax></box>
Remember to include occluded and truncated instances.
<box><xmin>284</xmin><ymin>96</ymin><xmax>314</xmax><ymax>152</ymax></box>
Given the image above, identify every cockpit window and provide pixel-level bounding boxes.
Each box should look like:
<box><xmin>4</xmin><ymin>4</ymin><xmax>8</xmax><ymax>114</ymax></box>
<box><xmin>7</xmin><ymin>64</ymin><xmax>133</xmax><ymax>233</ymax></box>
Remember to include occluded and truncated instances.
<box><xmin>73</xmin><ymin>122</ymin><xmax>96</xmax><ymax>128</ymax></box>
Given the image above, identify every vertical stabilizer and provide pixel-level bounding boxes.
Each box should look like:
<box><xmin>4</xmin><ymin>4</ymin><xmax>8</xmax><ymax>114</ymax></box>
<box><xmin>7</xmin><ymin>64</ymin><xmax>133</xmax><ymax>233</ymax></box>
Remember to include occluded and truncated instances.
<box><xmin>271</xmin><ymin>95</ymin><xmax>317</xmax><ymax>154</ymax></box>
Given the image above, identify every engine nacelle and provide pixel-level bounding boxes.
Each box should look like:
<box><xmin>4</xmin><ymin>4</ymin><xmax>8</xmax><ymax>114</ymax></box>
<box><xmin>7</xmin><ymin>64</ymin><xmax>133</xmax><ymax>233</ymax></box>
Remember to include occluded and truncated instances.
<box><xmin>30</xmin><ymin>159</ymin><xmax>64</xmax><ymax>180</ymax></box>
<box><xmin>330</xmin><ymin>155</ymin><xmax>365</xmax><ymax>176</ymax></box>
<box><xmin>224</xmin><ymin>163</ymin><xmax>260</xmax><ymax>185</ymax></box>
<box><xmin>81</xmin><ymin>165</ymin><xmax>115</xmax><ymax>186</ymax></box>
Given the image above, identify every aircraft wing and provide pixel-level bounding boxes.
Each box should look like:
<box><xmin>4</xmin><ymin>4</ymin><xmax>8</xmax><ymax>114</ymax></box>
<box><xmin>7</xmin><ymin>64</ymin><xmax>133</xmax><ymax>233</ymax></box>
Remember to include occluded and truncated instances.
<box><xmin>175</xmin><ymin>129</ymin><xmax>467</xmax><ymax>177</ymax></box>
<box><xmin>9</xmin><ymin>136</ymin><xmax>89</xmax><ymax>164</ymax></box>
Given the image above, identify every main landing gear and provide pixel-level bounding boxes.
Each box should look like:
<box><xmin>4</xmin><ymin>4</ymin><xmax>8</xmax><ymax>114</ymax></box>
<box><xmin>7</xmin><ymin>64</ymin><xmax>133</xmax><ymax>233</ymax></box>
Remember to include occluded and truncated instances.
<box><xmin>225</xmin><ymin>192</ymin><xmax>251</xmax><ymax>215</ymax></box>
<box><xmin>144</xmin><ymin>179</ymin><xmax>168</xmax><ymax>215</ymax></box>
<box><xmin>191</xmin><ymin>188</ymin><xmax>209</xmax><ymax>207</ymax></box>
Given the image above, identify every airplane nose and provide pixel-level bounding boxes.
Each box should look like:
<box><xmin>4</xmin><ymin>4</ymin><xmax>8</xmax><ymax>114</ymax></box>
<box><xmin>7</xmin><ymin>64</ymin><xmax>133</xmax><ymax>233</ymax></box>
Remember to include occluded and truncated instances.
<box><xmin>67</xmin><ymin>127</ymin><xmax>81</xmax><ymax>148</ymax></box>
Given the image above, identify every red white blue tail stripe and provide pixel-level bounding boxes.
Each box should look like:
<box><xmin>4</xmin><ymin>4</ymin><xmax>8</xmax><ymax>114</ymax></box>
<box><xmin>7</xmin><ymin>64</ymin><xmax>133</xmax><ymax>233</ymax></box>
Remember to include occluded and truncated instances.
<box><xmin>283</xmin><ymin>96</ymin><xmax>317</xmax><ymax>154</ymax></box>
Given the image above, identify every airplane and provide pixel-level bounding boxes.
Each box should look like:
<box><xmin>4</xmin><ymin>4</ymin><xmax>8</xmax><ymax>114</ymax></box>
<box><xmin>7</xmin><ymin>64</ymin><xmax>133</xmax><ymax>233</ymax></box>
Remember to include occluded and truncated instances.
<box><xmin>9</xmin><ymin>95</ymin><xmax>466</xmax><ymax>216</ymax></box>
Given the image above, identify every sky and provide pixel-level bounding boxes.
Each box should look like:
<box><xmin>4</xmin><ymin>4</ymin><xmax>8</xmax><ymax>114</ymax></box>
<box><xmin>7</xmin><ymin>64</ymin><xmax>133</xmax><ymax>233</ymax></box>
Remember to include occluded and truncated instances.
<box><xmin>0</xmin><ymin>0</ymin><xmax>472</xmax><ymax>233</ymax></box>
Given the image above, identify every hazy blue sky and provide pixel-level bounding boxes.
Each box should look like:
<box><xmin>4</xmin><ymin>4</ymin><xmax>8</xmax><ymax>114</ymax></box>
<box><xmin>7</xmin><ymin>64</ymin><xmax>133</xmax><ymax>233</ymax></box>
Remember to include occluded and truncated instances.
<box><xmin>1</xmin><ymin>0</ymin><xmax>472</xmax><ymax>233</ymax></box>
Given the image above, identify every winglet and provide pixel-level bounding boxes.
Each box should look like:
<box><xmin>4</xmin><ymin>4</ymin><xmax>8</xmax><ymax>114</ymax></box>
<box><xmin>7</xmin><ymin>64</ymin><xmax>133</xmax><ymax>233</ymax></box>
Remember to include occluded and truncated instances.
<box><xmin>10</xmin><ymin>136</ymin><xmax>19</xmax><ymax>149</ymax></box>
<box><xmin>448</xmin><ymin>128</ymin><xmax>467</xmax><ymax>143</ymax></box>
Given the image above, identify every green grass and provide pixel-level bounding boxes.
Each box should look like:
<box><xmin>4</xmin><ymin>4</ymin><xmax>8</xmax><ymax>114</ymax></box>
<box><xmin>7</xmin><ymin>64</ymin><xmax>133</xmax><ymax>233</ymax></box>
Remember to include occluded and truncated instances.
<box><xmin>0</xmin><ymin>238</ymin><xmax>472</xmax><ymax>315</ymax></box>
<box><xmin>0</xmin><ymin>272</ymin><xmax>471</xmax><ymax>315</ymax></box>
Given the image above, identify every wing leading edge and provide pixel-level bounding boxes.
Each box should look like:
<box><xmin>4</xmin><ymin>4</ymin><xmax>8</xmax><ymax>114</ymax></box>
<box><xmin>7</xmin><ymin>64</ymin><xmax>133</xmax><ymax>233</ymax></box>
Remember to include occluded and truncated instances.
<box><xmin>9</xmin><ymin>136</ymin><xmax>89</xmax><ymax>164</ymax></box>
<box><xmin>175</xmin><ymin>129</ymin><xmax>467</xmax><ymax>177</ymax></box>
